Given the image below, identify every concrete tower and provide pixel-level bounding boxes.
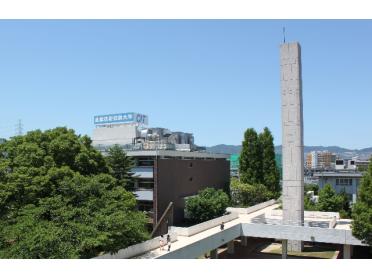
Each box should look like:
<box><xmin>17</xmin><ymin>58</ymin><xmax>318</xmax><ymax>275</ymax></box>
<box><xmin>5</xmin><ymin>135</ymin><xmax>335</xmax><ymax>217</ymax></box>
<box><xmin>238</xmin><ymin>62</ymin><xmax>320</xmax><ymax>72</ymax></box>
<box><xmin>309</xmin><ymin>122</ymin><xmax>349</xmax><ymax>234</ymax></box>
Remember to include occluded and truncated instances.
<box><xmin>280</xmin><ymin>42</ymin><xmax>304</xmax><ymax>252</ymax></box>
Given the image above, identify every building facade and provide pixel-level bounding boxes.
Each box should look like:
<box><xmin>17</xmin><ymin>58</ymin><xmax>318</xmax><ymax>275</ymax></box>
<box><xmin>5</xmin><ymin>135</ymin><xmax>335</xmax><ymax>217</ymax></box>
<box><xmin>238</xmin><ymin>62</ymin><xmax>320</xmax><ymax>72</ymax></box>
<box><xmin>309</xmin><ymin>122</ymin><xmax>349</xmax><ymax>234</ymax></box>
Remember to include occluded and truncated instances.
<box><xmin>306</xmin><ymin>151</ymin><xmax>336</xmax><ymax>170</ymax></box>
<box><xmin>129</xmin><ymin>150</ymin><xmax>230</xmax><ymax>226</ymax></box>
<box><xmin>314</xmin><ymin>172</ymin><xmax>363</xmax><ymax>203</ymax></box>
<box><xmin>92</xmin><ymin>113</ymin><xmax>230</xmax><ymax>226</ymax></box>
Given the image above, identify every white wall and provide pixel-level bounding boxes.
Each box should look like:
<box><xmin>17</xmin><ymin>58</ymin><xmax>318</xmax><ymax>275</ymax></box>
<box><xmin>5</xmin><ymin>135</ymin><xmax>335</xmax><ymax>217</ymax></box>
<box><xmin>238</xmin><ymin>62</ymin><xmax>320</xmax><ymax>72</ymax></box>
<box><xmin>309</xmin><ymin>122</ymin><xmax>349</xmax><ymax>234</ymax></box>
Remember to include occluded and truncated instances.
<box><xmin>94</xmin><ymin>233</ymin><xmax>177</xmax><ymax>259</ymax></box>
<box><xmin>92</xmin><ymin>125</ymin><xmax>139</xmax><ymax>146</ymax></box>
<box><xmin>226</xmin><ymin>200</ymin><xmax>277</xmax><ymax>215</ymax></box>
<box><xmin>159</xmin><ymin>225</ymin><xmax>242</xmax><ymax>259</ymax></box>
<box><xmin>170</xmin><ymin>213</ymin><xmax>239</xmax><ymax>237</ymax></box>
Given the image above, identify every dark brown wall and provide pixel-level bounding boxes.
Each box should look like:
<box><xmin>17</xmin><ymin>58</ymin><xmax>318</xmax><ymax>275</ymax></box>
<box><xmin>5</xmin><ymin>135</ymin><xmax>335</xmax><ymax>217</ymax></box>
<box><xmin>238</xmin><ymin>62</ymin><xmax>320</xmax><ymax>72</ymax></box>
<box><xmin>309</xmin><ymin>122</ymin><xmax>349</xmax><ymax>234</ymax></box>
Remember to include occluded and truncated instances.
<box><xmin>156</xmin><ymin>158</ymin><xmax>230</xmax><ymax>225</ymax></box>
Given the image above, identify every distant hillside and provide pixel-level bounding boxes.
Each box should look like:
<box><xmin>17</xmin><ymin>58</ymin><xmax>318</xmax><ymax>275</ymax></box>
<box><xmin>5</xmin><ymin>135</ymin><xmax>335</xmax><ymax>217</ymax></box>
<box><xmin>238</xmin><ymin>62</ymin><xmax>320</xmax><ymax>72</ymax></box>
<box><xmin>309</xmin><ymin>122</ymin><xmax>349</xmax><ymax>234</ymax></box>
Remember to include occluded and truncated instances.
<box><xmin>206</xmin><ymin>144</ymin><xmax>242</xmax><ymax>155</ymax></box>
<box><xmin>207</xmin><ymin>144</ymin><xmax>372</xmax><ymax>159</ymax></box>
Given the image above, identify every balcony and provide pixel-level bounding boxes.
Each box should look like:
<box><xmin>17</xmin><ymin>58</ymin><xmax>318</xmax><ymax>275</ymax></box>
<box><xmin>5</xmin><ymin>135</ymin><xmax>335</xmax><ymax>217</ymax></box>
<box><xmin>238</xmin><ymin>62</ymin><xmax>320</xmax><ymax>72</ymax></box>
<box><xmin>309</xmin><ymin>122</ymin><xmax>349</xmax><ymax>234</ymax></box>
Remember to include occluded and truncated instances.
<box><xmin>133</xmin><ymin>190</ymin><xmax>154</xmax><ymax>201</ymax></box>
<box><xmin>132</xmin><ymin>167</ymin><xmax>154</xmax><ymax>179</ymax></box>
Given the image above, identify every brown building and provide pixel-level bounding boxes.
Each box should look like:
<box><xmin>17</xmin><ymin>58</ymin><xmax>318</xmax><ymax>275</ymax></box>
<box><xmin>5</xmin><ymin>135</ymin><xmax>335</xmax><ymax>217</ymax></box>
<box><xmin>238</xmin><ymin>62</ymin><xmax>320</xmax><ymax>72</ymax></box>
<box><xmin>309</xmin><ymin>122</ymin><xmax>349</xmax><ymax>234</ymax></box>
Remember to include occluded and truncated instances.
<box><xmin>128</xmin><ymin>150</ymin><xmax>230</xmax><ymax>227</ymax></box>
<box><xmin>306</xmin><ymin>151</ymin><xmax>336</xmax><ymax>170</ymax></box>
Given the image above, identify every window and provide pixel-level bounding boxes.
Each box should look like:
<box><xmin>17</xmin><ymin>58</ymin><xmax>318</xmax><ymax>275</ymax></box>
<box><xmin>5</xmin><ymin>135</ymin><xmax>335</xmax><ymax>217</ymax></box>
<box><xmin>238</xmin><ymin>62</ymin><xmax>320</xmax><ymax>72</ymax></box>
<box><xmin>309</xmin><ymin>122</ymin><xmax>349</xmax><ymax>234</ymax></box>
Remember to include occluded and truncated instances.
<box><xmin>137</xmin><ymin>157</ymin><xmax>154</xmax><ymax>167</ymax></box>
<box><xmin>138</xmin><ymin>180</ymin><xmax>154</xmax><ymax>189</ymax></box>
<box><xmin>138</xmin><ymin>201</ymin><xmax>153</xmax><ymax>212</ymax></box>
<box><xmin>336</xmin><ymin>178</ymin><xmax>353</xmax><ymax>186</ymax></box>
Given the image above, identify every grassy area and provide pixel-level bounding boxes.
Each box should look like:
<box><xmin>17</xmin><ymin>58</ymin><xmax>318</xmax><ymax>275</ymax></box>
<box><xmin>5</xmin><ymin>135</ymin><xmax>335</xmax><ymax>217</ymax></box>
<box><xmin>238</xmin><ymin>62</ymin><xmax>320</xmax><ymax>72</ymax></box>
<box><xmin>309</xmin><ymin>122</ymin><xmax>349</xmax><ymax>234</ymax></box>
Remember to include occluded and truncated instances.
<box><xmin>263</xmin><ymin>244</ymin><xmax>338</xmax><ymax>259</ymax></box>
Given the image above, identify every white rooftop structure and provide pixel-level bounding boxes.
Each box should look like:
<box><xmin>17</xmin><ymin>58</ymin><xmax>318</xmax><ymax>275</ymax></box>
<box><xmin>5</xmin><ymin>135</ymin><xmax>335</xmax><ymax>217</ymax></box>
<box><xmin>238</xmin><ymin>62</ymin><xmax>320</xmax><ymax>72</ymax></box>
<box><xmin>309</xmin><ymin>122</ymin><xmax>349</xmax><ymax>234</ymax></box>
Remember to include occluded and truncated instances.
<box><xmin>95</xmin><ymin>200</ymin><xmax>366</xmax><ymax>260</ymax></box>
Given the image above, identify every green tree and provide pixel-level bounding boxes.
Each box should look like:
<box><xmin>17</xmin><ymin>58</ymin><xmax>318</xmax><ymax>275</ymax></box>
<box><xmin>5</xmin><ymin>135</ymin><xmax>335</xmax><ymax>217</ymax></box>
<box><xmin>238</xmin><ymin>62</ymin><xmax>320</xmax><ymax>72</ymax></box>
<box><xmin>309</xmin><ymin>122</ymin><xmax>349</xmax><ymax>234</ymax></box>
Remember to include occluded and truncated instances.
<box><xmin>0</xmin><ymin>127</ymin><xmax>149</xmax><ymax>259</ymax></box>
<box><xmin>352</xmin><ymin>161</ymin><xmax>372</xmax><ymax>246</ymax></box>
<box><xmin>239</xmin><ymin>128</ymin><xmax>262</xmax><ymax>185</ymax></box>
<box><xmin>317</xmin><ymin>184</ymin><xmax>340</xmax><ymax>212</ymax></box>
<box><xmin>185</xmin><ymin>188</ymin><xmax>230</xmax><ymax>224</ymax></box>
<box><xmin>338</xmin><ymin>189</ymin><xmax>352</xmax><ymax>219</ymax></box>
<box><xmin>305</xmin><ymin>184</ymin><xmax>320</xmax><ymax>195</ymax></box>
<box><xmin>230</xmin><ymin>178</ymin><xmax>272</xmax><ymax>207</ymax></box>
<box><xmin>258</xmin><ymin>127</ymin><xmax>280</xmax><ymax>196</ymax></box>
<box><xmin>304</xmin><ymin>194</ymin><xmax>317</xmax><ymax>211</ymax></box>
<box><xmin>317</xmin><ymin>184</ymin><xmax>349</xmax><ymax>214</ymax></box>
<box><xmin>106</xmin><ymin>145</ymin><xmax>136</xmax><ymax>191</ymax></box>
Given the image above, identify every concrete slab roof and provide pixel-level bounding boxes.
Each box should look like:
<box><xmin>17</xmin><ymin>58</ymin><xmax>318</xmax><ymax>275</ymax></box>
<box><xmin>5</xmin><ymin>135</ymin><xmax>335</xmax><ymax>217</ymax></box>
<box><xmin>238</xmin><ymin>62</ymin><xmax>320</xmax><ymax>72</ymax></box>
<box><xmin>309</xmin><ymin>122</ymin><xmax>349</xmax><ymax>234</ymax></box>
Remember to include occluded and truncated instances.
<box><xmin>314</xmin><ymin>172</ymin><xmax>363</xmax><ymax>178</ymax></box>
<box><xmin>126</xmin><ymin>150</ymin><xmax>230</xmax><ymax>159</ymax></box>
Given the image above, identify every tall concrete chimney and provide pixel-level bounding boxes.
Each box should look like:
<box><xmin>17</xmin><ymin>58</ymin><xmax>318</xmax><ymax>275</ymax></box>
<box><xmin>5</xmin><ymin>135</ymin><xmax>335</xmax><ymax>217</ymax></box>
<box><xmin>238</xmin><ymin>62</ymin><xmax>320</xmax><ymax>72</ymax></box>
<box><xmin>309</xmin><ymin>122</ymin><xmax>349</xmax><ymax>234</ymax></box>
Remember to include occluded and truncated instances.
<box><xmin>280</xmin><ymin>42</ymin><xmax>305</xmax><ymax>252</ymax></box>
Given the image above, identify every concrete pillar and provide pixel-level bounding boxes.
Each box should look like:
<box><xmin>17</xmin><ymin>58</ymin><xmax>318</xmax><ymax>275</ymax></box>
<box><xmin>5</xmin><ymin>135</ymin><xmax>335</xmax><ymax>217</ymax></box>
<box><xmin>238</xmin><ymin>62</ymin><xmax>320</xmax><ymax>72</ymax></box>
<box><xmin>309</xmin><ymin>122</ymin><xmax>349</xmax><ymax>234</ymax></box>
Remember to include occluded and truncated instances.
<box><xmin>241</xmin><ymin>236</ymin><xmax>248</xmax><ymax>247</ymax></box>
<box><xmin>281</xmin><ymin>42</ymin><xmax>305</xmax><ymax>253</ymax></box>
<box><xmin>227</xmin><ymin>241</ymin><xmax>235</xmax><ymax>255</ymax></box>
<box><xmin>282</xmin><ymin>240</ymin><xmax>288</xmax><ymax>259</ymax></box>
<box><xmin>344</xmin><ymin>245</ymin><xmax>351</xmax><ymax>259</ymax></box>
<box><xmin>210</xmin><ymin>249</ymin><xmax>218</xmax><ymax>259</ymax></box>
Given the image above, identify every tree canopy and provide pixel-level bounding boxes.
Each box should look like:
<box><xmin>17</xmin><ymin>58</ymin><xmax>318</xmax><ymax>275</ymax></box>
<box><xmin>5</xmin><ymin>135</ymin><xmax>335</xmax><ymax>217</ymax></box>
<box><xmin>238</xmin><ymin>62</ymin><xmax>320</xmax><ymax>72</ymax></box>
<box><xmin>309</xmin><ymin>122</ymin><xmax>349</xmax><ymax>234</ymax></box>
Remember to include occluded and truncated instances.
<box><xmin>105</xmin><ymin>145</ymin><xmax>136</xmax><ymax>191</ymax></box>
<box><xmin>239</xmin><ymin>127</ymin><xmax>281</xmax><ymax>198</ymax></box>
<box><xmin>185</xmin><ymin>188</ymin><xmax>229</xmax><ymax>224</ymax></box>
<box><xmin>0</xmin><ymin>127</ymin><xmax>149</xmax><ymax>259</ymax></box>
<box><xmin>315</xmin><ymin>184</ymin><xmax>351</xmax><ymax>218</ymax></box>
<box><xmin>352</xmin><ymin>161</ymin><xmax>372</xmax><ymax>246</ymax></box>
<box><xmin>317</xmin><ymin>184</ymin><xmax>342</xmax><ymax>212</ymax></box>
<box><xmin>231</xmin><ymin>180</ymin><xmax>272</xmax><ymax>207</ymax></box>
<box><xmin>259</xmin><ymin>128</ymin><xmax>281</xmax><ymax>196</ymax></box>
<box><xmin>239</xmin><ymin>128</ymin><xmax>262</xmax><ymax>185</ymax></box>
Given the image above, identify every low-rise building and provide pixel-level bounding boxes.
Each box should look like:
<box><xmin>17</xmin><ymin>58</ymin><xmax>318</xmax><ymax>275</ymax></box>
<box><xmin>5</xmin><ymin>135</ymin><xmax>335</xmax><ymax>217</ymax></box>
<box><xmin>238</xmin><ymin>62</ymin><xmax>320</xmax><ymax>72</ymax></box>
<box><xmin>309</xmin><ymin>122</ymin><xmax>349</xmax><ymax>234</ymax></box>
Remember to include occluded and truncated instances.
<box><xmin>313</xmin><ymin>172</ymin><xmax>363</xmax><ymax>203</ymax></box>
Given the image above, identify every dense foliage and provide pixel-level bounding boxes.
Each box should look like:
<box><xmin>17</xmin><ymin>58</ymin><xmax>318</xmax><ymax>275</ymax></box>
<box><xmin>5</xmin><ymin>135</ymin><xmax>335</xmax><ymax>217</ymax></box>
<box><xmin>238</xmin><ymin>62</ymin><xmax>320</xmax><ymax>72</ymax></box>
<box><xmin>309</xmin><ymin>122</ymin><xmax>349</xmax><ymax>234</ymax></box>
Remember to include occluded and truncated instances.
<box><xmin>239</xmin><ymin>128</ymin><xmax>262</xmax><ymax>185</ymax></box>
<box><xmin>185</xmin><ymin>188</ymin><xmax>230</xmax><ymax>224</ymax></box>
<box><xmin>239</xmin><ymin>127</ymin><xmax>281</xmax><ymax>199</ymax></box>
<box><xmin>0</xmin><ymin>128</ymin><xmax>149</xmax><ymax>259</ymax></box>
<box><xmin>106</xmin><ymin>145</ymin><xmax>136</xmax><ymax>191</ymax></box>
<box><xmin>352</xmin><ymin>161</ymin><xmax>372</xmax><ymax>246</ymax></box>
<box><xmin>230</xmin><ymin>178</ymin><xmax>273</xmax><ymax>207</ymax></box>
<box><xmin>305</xmin><ymin>184</ymin><xmax>320</xmax><ymax>195</ymax></box>
<box><xmin>304</xmin><ymin>184</ymin><xmax>351</xmax><ymax>218</ymax></box>
<box><xmin>258</xmin><ymin>128</ymin><xmax>281</xmax><ymax>195</ymax></box>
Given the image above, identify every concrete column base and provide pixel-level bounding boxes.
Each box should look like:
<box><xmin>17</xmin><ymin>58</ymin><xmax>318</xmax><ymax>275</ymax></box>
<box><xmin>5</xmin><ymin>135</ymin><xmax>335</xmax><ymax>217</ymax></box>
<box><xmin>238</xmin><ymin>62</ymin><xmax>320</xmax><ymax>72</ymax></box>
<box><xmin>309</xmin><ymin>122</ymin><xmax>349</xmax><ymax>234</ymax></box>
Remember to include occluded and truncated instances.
<box><xmin>282</xmin><ymin>240</ymin><xmax>288</xmax><ymax>259</ymax></box>
<box><xmin>227</xmin><ymin>241</ymin><xmax>235</xmax><ymax>255</ymax></box>
<box><xmin>287</xmin><ymin>240</ymin><xmax>303</xmax><ymax>253</ymax></box>
<box><xmin>241</xmin><ymin>236</ymin><xmax>248</xmax><ymax>247</ymax></box>
<box><xmin>344</xmin><ymin>245</ymin><xmax>351</xmax><ymax>259</ymax></box>
<box><xmin>210</xmin><ymin>249</ymin><xmax>218</xmax><ymax>259</ymax></box>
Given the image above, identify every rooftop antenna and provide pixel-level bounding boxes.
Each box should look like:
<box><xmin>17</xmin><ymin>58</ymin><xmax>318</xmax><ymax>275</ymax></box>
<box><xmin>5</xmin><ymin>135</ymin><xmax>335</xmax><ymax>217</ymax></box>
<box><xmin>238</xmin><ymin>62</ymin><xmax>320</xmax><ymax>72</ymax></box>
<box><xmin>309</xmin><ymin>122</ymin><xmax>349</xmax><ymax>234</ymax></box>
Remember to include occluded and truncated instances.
<box><xmin>283</xmin><ymin>27</ymin><xmax>286</xmax><ymax>43</ymax></box>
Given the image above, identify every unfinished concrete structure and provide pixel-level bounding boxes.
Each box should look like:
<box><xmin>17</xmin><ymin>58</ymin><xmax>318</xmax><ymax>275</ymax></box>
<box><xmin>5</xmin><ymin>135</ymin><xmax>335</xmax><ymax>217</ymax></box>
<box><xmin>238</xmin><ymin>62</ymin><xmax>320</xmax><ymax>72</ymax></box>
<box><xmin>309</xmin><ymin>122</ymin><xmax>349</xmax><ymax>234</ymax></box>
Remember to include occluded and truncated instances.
<box><xmin>280</xmin><ymin>42</ymin><xmax>305</xmax><ymax>252</ymax></box>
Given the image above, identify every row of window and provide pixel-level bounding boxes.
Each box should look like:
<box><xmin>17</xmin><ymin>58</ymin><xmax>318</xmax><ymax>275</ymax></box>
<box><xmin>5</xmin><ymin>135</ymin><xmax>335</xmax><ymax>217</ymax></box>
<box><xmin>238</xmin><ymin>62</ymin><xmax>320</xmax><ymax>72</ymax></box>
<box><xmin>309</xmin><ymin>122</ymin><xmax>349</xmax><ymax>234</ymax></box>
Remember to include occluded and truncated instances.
<box><xmin>336</xmin><ymin>178</ymin><xmax>353</xmax><ymax>186</ymax></box>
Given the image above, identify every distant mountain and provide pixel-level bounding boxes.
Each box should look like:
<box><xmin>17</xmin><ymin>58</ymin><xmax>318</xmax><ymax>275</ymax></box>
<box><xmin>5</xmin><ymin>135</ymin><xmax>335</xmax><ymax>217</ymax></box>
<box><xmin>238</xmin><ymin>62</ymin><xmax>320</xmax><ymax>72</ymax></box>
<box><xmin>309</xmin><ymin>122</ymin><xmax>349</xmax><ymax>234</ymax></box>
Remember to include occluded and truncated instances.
<box><xmin>207</xmin><ymin>144</ymin><xmax>372</xmax><ymax>160</ymax></box>
<box><xmin>206</xmin><ymin>144</ymin><xmax>242</xmax><ymax>155</ymax></box>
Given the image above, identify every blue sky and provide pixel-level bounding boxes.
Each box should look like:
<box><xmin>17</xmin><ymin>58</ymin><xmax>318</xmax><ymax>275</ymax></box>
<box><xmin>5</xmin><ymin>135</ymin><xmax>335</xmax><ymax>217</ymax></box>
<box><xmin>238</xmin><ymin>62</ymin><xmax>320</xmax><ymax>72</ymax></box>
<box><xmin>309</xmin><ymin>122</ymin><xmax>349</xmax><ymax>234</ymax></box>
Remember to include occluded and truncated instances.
<box><xmin>0</xmin><ymin>20</ymin><xmax>371</xmax><ymax>149</ymax></box>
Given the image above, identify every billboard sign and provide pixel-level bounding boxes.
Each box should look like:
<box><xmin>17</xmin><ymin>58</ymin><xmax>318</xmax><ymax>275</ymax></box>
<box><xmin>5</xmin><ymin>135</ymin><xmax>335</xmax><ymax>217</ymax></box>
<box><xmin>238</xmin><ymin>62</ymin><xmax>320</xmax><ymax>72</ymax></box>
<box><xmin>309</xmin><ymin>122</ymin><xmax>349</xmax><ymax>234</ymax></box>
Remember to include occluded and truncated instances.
<box><xmin>94</xmin><ymin>112</ymin><xmax>148</xmax><ymax>126</ymax></box>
